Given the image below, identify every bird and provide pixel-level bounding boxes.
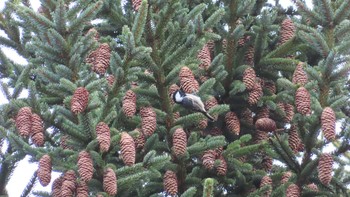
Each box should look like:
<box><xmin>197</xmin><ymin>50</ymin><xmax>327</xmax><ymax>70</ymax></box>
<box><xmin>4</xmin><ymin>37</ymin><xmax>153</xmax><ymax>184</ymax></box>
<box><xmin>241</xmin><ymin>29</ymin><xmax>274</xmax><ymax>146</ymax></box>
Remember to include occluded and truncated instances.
<box><xmin>172</xmin><ymin>89</ymin><xmax>214</xmax><ymax>121</ymax></box>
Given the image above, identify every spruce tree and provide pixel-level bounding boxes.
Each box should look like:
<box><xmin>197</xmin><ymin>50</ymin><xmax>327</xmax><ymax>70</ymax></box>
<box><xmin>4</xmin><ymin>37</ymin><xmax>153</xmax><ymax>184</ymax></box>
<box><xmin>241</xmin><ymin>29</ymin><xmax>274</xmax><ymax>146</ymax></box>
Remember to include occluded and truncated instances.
<box><xmin>0</xmin><ymin>0</ymin><xmax>350</xmax><ymax>196</ymax></box>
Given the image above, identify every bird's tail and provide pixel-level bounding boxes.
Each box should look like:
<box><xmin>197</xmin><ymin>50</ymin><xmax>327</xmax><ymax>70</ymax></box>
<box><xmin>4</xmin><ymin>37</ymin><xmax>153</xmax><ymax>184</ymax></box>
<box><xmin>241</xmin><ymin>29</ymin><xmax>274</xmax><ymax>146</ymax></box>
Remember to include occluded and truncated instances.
<box><xmin>202</xmin><ymin>111</ymin><xmax>214</xmax><ymax>121</ymax></box>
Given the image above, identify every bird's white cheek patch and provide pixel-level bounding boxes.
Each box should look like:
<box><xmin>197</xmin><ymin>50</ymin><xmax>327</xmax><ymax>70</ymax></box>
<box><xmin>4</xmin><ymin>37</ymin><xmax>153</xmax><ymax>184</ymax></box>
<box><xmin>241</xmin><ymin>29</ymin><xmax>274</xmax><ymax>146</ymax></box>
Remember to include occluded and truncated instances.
<box><xmin>175</xmin><ymin>92</ymin><xmax>183</xmax><ymax>102</ymax></box>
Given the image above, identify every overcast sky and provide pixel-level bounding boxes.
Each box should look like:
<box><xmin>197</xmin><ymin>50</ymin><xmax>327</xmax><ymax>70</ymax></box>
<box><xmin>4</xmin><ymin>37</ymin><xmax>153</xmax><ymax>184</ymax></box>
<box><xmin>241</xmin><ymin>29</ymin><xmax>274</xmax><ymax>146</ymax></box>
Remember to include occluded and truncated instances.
<box><xmin>0</xmin><ymin>0</ymin><xmax>312</xmax><ymax>196</ymax></box>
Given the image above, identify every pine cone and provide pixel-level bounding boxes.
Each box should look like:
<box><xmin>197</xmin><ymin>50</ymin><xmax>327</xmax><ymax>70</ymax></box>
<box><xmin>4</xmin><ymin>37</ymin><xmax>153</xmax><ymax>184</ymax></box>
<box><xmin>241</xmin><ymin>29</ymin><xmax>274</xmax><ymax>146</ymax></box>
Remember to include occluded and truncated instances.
<box><xmin>243</xmin><ymin>67</ymin><xmax>256</xmax><ymax>91</ymax></box>
<box><xmin>260</xmin><ymin>175</ymin><xmax>272</xmax><ymax>197</ymax></box>
<box><xmin>318</xmin><ymin>153</ymin><xmax>333</xmax><ymax>185</ymax></box>
<box><xmin>31</xmin><ymin>113</ymin><xmax>44</xmax><ymax>146</ymax></box>
<box><xmin>256</xmin><ymin>106</ymin><xmax>270</xmax><ymax>119</ymax></box>
<box><xmin>96</xmin><ymin>122</ymin><xmax>110</xmax><ymax>152</ymax></box>
<box><xmin>255</xmin><ymin>118</ymin><xmax>276</xmax><ymax>132</ymax></box>
<box><xmin>216</xmin><ymin>156</ymin><xmax>227</xmax><ymax>176</ymax></box>
<box><xmin>225</xmin><ymin>112</ymin><xmax>240</xmax><ymax>135</ymax></box>
<box><xmin>205</xmin><ymin>96</ymin><xmax>218</xmax><ymax>119</ymax></box>
<box><xmin>288</xmin><ymin>125</ymin><xmax>303</xmax><ymax>153</ymax></box>
<box><xmin>15</xmin><ymin>107</ymin><xmax>32</xmax><ymax>137</ymax></box>
<box><xmin>51</xmin><ymin>176</ymin><xmax>64</xmax><ymax>197</ymax></box>
<box><xmin>60</xmin><ymin>135</ymin><xmax>72</xmax><ymax>150</ymax></box>
<box><xmin>197</xmin><ymin>119</ymin><xmax>208</xmax><ymax>129</ymax></box>
<box><xmin>179</xmin><ymin>66</ymin><xmax>199</xmax><ymax>93</ymax></box>
<box><xmin>286</xmin><ymin>184</ymin><xmax>300</xmax><ymax>197</ymax></box>
<box><xmin>122</xmin><ymin>90</ymin><xmax>137</xmax><ymax>118</ymax></box>
<box><xmin>284</xmin><ymin>103</ymin><xmax>295</xmax><ymax>122</ymax></box>
<box><xmin>61</xmin><ymin>171</ymin><xmax>76</xmax><ymax>197</ymax></box>
<box><xmin>77</xmin><ymin>151</ymin><xmax>94</xmax><ymax>182</ymax></box>
<box><xmin>106</xmin><ymin>75</ymin><xmax>115</xmax><ymax>86</ymax></box>
<box><xmin>87</xmin><ymin>43</ymin><xmax>111</xmax><ymax>75</ymax></box>
<box><xmin>202</xmin><ymin>150</ymin><xmax>216</xmax><ymax>169</ymax></box>
<box><xmin>254</xmin><ymin>130</ymin><xmax>268</xmax><ymax>144</ymax></box>
<box><xmin>306</xmin><ymin>183</ymin><xmax>318</xmax><ymax>191</ymax></box>
<box><xmin>163</xmin><ymin>170</ymin><xmax>178</xmax><ymax>196</ymax></box>
<box><xmin>295</xmin><ymin>87</ymin><xmax>311</xmax><ymax>115</ymax></box>
<box><xmin>71</xmin><ymin>87</ymin><xmax>89</xmax><ymax>114</ymax></box>
<box><xmin>140</xmin><ymin>107</ymin><xmax>157</xmax><ymax>137</ymax></box>
<box><xmin>132</xmin><ymin>0</ymin><xmax>142</xmax><ymax>11</ymax></box>
<box><xmin>133</xmin><ymin>128</ymin><xmax>146</xmax><ymax>149</ymax></box>
<box><xmin>38</xmin><ymin>154</ymin><xmax>52</xmax><ymax>186</ymax></box>
<box><xmin>245</xmin><ymin>46</ymin><xmax>255</xmax><ymax>65</ymax></box>
<box><xmin>208</xmin><ymin>127</ymin><xmax>223</xmax><ymax>136</ymax></box>
<box><xmin>198</xmin><ymin>44</ymin><xmax>211</xmax><ymax>70</ymax></box>
<box><xmin>292</xmin><ymin>62</ymin><xmax>308</xmax><ymax>86</ymax></box>
<box><xmin>264</xmin><ymin>80</ymin><xmax>276</xmax><ymax>94</ymax></box>
<box><xmin>103</xmin><ymin>168</ymin><xmax>117</xmax><ymax>196</ymax></box>
<box><xmin>173</xmin><ymin>128</ymin><xmax>187</xmax><ymax>157</ymax></box>
<box><xmin>120</xmin><ymin>132</ymin><xmax>136</xmax><ymax>166</ymax></box>
<box><xmin>262</xmin><ymin>156</ymin><xmax>273</xmax><ymax>172</ymax></box>
<box><xmin>76</xmin><ymin>181</ymin><xmax>89</xmax><ymax>197</ymax></box>
<box><xmin>248</xmin><ymin>82</ymin><xmax>263</xmax><ymax>105</ymax></box>
<box><xmin>281</xmin><ymin>171</ymin><xmax>292</xmax><ymax>184</ymax></box>
<box><xmin>241</xmin><ymin>108</ymin><xmax>253</xmax><ymax>125</ymax></box>
<box><xmin>321</xmin><ymin>107</ymin><xmax>336</xmax><ymax>141</ymax></box>
<box><xmin>278</xmin><ymin>18</ymin><xmax>296</xmax><ymax>45</ymax></box>
<box><xmin>88</xmin><ymin>28</ymin><xmax>100</xmax><ymax>41</ymax></box>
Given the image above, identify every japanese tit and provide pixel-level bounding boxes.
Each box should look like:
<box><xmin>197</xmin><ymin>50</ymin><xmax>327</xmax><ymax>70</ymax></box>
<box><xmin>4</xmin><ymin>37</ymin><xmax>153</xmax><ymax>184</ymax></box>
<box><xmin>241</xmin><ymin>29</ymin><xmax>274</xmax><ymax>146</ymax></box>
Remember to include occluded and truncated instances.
<box><xmin>172</xmin><ymin>89</ymin><xmax>214</xmax><ymax>121</ymax></box>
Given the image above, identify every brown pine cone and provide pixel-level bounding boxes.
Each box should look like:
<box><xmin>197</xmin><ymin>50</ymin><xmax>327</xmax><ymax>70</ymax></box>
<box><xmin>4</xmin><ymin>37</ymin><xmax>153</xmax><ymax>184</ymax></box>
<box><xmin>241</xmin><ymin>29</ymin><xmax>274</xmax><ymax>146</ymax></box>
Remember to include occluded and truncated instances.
<box><xmin>216</xmin><ymin>156</ymin><xmax>227</xmax><ymax>176</ymax></box>
<box><xmin>51</xmin><ymin>176</ymin><xmax>64</xmax><ymax>197</ymax></box>
<box><xmin>284</xmin><ymin>103</ymin><xmax>295</xmax><ymax>122</ymax></box>
<box><xmin>292</xmin><ymin>62</ymin><xmax>308</xmax><ymax>86</ymax></box>
<box><xmin>318</xmin><ymin>153</ymin><xmax>333</xmax><ymax>185</ymax></box>
<box><xmin>295</xmin><ymin>87</ymin><xmax>311</xmax><ymax>115</ymax></box>
<box><xmin>86</xmin><ymin>28</ymin><xmax>100</xmax><ymax>41</ymax></box>
<box><xmin>243</xmin><ymin>67</ymin><xmax>256</xmax><ymax>91</ymax></box>
<box><xmin>38</xmin><ymin>154</ymin><xmax>52</xmax><ymax>186</ymax></box>
<box><xmin>262</xmin><ymin>156</ymin><xmax>273</xmax><ymax>172</ymax></box>
<box><xmin>281</xmin><ymin>171</ymin><xmax>292</xmax><ymax>184</ymax></box>
<box><xmin>106</xmin><ymin>75</ymin><xmax>115</xmax><ymax>86</ymax></box>
<box><xmin>122</xmin><ymin>90</ymin><xmax>137</xmax><ymax>118</ymax></box>
<box><xmin>163</xmin><ymin>170</ymin><xmax>178</xmax><ymax>196</ymax></box>
<box><xmin>15</xmin><ymin>107</ymin><xmax>32</xmax><ymax>137</ymax></box>
<box><xmin>133</xmin><ymin>128</ymin><xmax>146</xmax><ymax>149</ymax></box>
<box><xmin>197</xmin><ymin>119</ymin><xmax>208</xmax><ymax>129</ymax></box>
<box><xmin>202</xmin><ymin>150</ymin><xmax>216</xmax><ymax>169</ymax></box>
<box><xmin>278</xmin><ymin>18</ymin><xmax>296</xmax><ymax>45</ymax></box>
<box><xmin>77</xmin><ymin>151</ymin><xmax>94</xmax><ymax>182</ymax></box>
<box><xmin>140</xmin><ymin>107</ymin><xmax>157</xmax><ymax>137</ymax></box>
<box><xmin>241</xmin><ymin>108</ymin><xmax>253</xmax><ymax>125</ymax></box>
<box><xmin>260</xmin><ymin>175</ymin><xmax>272</xmax><ymax>197</ymax></box>
<box><xmin>254</xmin><ymin>130</ymin><xmax>268</xmax><ymax>143</ymax></box>
<box><xmin>198</xmin><ymin>44</ymin><xmax>211</xmax><ymax>70</ymax></box>
<box><xmin>245</xmin><ymin>46</ymin><xmax>255</xmax><ymax>65</ymax></box>
<box><xmin>288</xmin><ymin>125</ymin><xmax>303</xmax><ymax>153</ymax></box>
<box><xmin>255</xmin><ymin>118</ymin><xmax>276</xmax><ymax>132</ymax></box>
<box><xmin>173</xmin><ymin>128</ymin><xmax>187</xmax><ymax>157</ymax></box>
<box><xmin>132</xmin><ymin>0</ymin><xmax>142</xmax><ymax>11</ymax></box>
<box><xmin>61</xmin><ymin>170</ymin><xmax>76</xmax><ymax>197</ymax></box>
<box><xmin>248</xmin><ymin>82</ymin><xmax>263</xmax><ymax>105</ymax></box>
<box><xmin>208</xmin><ymin>127</ymin><xmax>223</xmax><ymax>136</ymax></box>
<box><xmin>205</xmin><ymin>96</ymin><xmax>218</xmax><ymax>119</ymax></box>
<box><xmin>179</xmin><ymin>66</ymin><xmax>199</xmax><ymax>93</ymax></box>
<box><xmin>31</xmin><ymin>113</ymin><xmax>44</xmax><ymax>146</ymax></box>
<box><xmin>60</xmin><ymin>135</ymin><xmax>72</xmax><ymax>150</ymax></box>
<box><xmin>120</xmin><ymin>132</ymin><xmax>136</xmax><ymax>166</ymax></box>
<box><xmin>71</xmin><ymin>87</ymin><xmax>89</xmax><ymax>114</ymax></box>
<box><xmin>225</xmin><ymin>112</ymin><xmax>240</xmax><ymax>135</ymax></box>
<box><xmin>96</xmin><ymin>122</ymin><xmax>110</xmax><ymax>152</ymax></box>
<box><xmin>103</xmin><ymin>168</ymin><xmax>117</xmax><ymax>196</ymax></box>
<box><xmin>87</xmin><ymin>43</ymin><xmax>111</xmax><ymax>75</ymax></box>
<box><xmin>286</xmin><ymin>184</ymin><xmax>300</xmax><ymax>197</ymax></box>
<box><xmin>256</xmin><ymin>106</ymin><xmax>270</xmax><ymax>119</ymax></box>
<box><xmin>306</xmin><ymin>183</ymin><xmax>318</xmax><ymax>191</ymax></box>
<box><xmin>321</xmin><ymin>107</ymin><xmax>336</xmax><ymax>141</ymax></box>
<box><xmin>76</xmin><ymin>181</ymin><xmax>89</xmax><ymax>197</ymax></box>
<box><xmin>264</xmin><ymin>80</ymin><xmax>276</xmax><ymax>94</ymax></box>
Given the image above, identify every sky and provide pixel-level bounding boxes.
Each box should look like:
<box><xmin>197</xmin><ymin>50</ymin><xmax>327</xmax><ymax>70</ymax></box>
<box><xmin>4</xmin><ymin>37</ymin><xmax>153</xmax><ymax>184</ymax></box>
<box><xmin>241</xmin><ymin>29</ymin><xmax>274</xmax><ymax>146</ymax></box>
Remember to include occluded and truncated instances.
<box><xmin>0</xmin><ymin>0</ymin><xmax>315</xmax><ymax>196</ymax></box>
